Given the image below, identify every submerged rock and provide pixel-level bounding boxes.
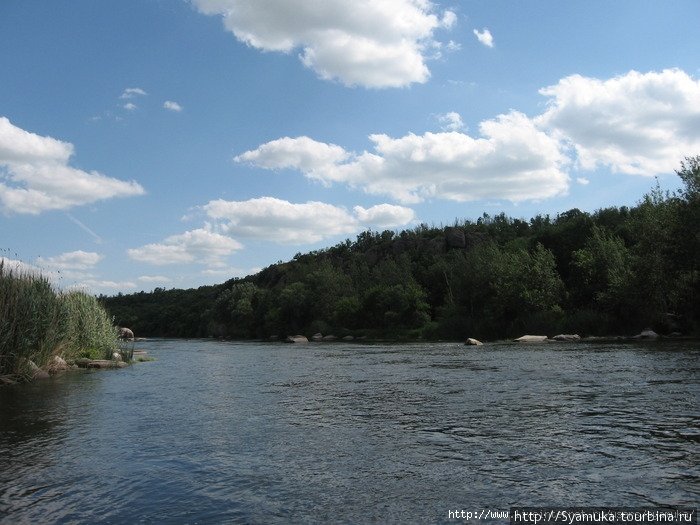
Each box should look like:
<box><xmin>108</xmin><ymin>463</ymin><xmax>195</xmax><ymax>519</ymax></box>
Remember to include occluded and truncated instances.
<box><xmin>322</xmin><ymin>335</ymin><xmax>337</xmax><ymax>341</ymax></box>
<box><xmin>514</xmin><ymin>335</ymin><xmax>549</xmax><ymax>343</ymax></box>
<box><xmin>464</xmin><ymin>338</ymin><xmax>483</xmax><ymax>346</ymax></box>
<box><xmin>311</xmin><ymin>333</ymin><xmax>324</xmax><ymax>342</ymax></box>
<box><xmin>342</xmin><ymin>335</ymin><xmax>354</xmax><ymax>341</ymax></box>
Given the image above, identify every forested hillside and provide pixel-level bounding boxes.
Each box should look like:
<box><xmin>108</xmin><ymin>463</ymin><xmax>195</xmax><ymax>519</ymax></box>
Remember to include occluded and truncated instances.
<box><xmin>102</xmin><ymin>157</ymin><xmax>700</xmax><ymax>341</ymax></box>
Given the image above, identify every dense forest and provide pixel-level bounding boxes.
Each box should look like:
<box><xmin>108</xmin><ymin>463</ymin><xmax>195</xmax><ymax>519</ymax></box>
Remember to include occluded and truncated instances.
<box><xmin>102</xmin><ymin>157</ymin><xmax>700</xmax><ymax>341</ymax></box>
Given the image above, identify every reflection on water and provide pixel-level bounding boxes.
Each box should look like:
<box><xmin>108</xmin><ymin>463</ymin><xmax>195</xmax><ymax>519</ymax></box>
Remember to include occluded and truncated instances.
<box><xmin>1</xmin><ymin>340</ymin><xmax>698</xmax><ymax>523</ymax></box>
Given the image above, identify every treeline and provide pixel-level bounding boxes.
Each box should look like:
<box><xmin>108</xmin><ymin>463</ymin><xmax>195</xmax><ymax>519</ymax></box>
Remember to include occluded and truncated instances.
<box><xmin>102</xmin><ymin>157</ymin><xmax>700</xmax><ymax>340</ymax></box>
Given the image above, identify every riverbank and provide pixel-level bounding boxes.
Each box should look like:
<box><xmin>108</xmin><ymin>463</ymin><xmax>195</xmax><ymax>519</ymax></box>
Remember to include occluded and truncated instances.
<box><xmin>0</xmin><ymin>261</ymin><xmax>123</xmax><ymax>383</ymax></box>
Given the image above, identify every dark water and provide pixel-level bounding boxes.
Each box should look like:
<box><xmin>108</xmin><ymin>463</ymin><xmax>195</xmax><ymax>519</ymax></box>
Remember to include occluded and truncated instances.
<box><xmin>1</xmin><ymin>340</ymin><xmax>698</xmax><ymax>524</ymax></box>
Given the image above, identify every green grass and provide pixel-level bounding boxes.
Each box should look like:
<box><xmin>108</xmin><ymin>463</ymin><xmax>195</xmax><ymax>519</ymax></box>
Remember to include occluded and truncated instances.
<box><xmin>0</xmin><ymin>260</ymin><xmax>119</xmax><ymax>380</ymax></box>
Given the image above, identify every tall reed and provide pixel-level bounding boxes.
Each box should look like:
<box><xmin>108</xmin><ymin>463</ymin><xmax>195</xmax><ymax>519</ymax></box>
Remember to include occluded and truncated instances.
<box><xmin>0</xmin><ymin>260</ymin><xmax>118</xmax><ymax>380</ymax></box>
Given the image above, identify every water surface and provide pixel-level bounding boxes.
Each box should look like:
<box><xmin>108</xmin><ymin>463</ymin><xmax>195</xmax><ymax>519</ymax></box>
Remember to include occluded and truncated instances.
<box><xmin>1</xmin><ymin>340</ymin><xmax>698</xmax><ymax>523</ymax></box>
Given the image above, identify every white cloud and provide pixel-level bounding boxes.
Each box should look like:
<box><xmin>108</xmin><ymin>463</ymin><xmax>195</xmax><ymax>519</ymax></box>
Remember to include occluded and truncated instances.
<box><xmin>127</xmin><ymin>228</ymin><xmax>243</xmax><ymax>266</ymax></box>
<box><xmin>75</xmin><ymin>280</ymin><xmax>138</xmax><ymax>293</ymax></box>
<box><xmin>204</xmin><ymin>197</ymin><xmax>358</xmax><ymax>244</ymax></box>
<box><xmin>537</xmin><ymin>68</ymin><xmax>700</xmax><ymax>176</ymax></box>
<box><xmin>237</xmin><ymin>112</ymin><xmax>569</xmax><ymax>204</ymax></box>
<box><xmin>576</xmin><ymin>177</ymin><xmax>590</xmax><ymax>185</ymax></box>
<box><xmin>354</xmin><ymin>204</ymin><xmax>415</xmax><ymax>228</ymax></box>
<box><xmin>37</xmin><ymin>250</ymin><xmax>103</xmax><ymax>271</ymax></box>
<box><xmin>123</xmin><ymin>103</ymin><xmax>137</xmax><ymax>111</ymax></box>
<box><xmin>163</xmin><ymin>100</ymin><xmax>183</xmax><ymax>112</ymax></box>
<box><xmin>437</xmin><ymin>111</ymin><xmax>465</xmax><ymax>131</ymax></box>
<box><xmin>203</xmin><ymin>197</ymin><xmax>415</xmax><ymax>244</ymax></box>
<box><xmin>201</xmin><ymin>266</ymin><xmax>251</xmax><ymax>277</ymax></box>
<box><xmin>192</xmin><ymin>0</ymin><xmax>455</xmax><ymax>88</ymax></box>
<box><xmin>234</xmin><ymin>136</ymin><xmax>349</xmax><ymax>177</ymax></box>
<box><xmin>446</xmin><ymin>40</ymin><xmax>461</xmax><ymax>52</ymax></box>
<box><xmin>119</xmin><ymin>87</ymin><xmax>147</xmax><ymax>99</ymax></box>
<box><xmin>137</xmin><ymin>275</ymin><xmax>172</xmax><ymax>284</ymax></box>
<box><xmin>473</xmin><ymin>28</ymin><xmax>493</xmax><ymax>48</ymax></box>
<box><xmin>0</xmin><ymin>257</ymin><xmax>43</xmax><ymax>277</ymax></box>
<box><xmin>0</xmin><ymin>117</ymin><xmax>145</xmax><ymax>214</ymax></box>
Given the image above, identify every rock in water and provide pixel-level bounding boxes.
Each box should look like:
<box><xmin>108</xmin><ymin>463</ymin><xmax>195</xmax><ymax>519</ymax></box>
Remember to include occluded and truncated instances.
<box><xmin>464</xmin><ymin>338</ymin><xmax>483</xmax><ymax>346</ymax></box>
<box><xmin>552</xmin><ymin>334</ymin><xmax>580</xmax><ymax>341</ymax></box>
<box><xmin>118</xmin><ymin>327</ymin><xmax>135</xmax><ymax>340</ymax></box>
<box><xmin>285</xmin><ymin>335</ymin><xmax>309</xmax><ymax>343</ymax></box>
<box><xmin>514</xmin><ymin>335</ymin><xmax>549</xmax><ymax>342</ymax></box>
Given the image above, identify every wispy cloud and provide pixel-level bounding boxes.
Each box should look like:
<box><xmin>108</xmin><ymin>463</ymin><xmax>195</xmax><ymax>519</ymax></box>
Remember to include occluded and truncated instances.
<box><xmin>119</xmin><ymin>87</ymin><xmax>147</xmax><ymax>99</ymax></box>
<box><xmin>66</xmin><ymin>213</ymin><xmax>103</xmax><ymax>243</ymax></box>
<box><xmin>163</xmin><ymin>100</ymin><xmax>183</xmax><ymax>112</ymax></box>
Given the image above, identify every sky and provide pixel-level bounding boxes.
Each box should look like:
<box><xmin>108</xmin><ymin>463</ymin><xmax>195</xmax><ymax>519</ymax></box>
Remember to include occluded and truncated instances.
<box><xmin>1</xmin><ymin>0</ymin><xmax>699</xmax><ymax>295</ymax></box>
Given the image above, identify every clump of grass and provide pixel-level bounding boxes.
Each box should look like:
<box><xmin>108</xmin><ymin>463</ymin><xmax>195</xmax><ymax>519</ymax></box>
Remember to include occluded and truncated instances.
<box><xmin>0</xmin><ymin>260</ymin><xmax>119</xmax><ymax>380</ymax></box>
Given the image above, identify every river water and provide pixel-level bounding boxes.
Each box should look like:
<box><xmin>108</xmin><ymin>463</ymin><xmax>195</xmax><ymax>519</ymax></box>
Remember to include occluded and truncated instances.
<box><xmin>0</xmin><ymin>340</ymin><xmax>698</xmax><ymax>523</ymax></box>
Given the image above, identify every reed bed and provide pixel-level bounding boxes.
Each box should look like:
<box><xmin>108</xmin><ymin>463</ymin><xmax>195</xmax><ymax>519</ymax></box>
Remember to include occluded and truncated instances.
<box><xmin>0</xmin><ymin>260</ymin><xmax>118</xmax><ymax>380</ymax></box>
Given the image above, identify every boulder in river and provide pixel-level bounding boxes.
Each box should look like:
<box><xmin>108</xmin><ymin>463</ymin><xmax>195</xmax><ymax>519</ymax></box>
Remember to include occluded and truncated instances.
<box><xmin>464</xmin><ymin>338</ymin><xmax>483</xmax><ymax>346</ymax></box>
<box><xmin>48</xmin><ymin>355</ymin><xmax>69</xmax><ymax>373</ymax></box>
<box><xmin>118</xmin><ymin>327</ymin><xmax>134</xmax><ymax>340</ymax></box>
<box><xmin>311</xmin><ymin>333</ymin><xmax>324</xmax><ymax>342</ymax></box>
<box><xmin>634</xmin><ymin>329</ymin><xmax>659</xmax><ymax>339</ymax></box>
<box><xmin>285</xmin><ymin>335</ymin><xmax>309</xmax><ymax>343</ymax></box>
<box><xmin>514</xmin><ymin>335</ymin><xmax>549</xmax><ymax>343</ymax></box>
<box><xmin>552</xmin><ymin>334</ymin><xmax>580</xmax><ymax>341</ymax></box>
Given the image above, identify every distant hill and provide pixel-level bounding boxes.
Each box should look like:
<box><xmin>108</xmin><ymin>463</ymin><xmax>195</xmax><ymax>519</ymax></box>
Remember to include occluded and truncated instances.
<box><xmin>102</xmin><ymin>158</ymin><xmax>700</xmax><ymax>341</ymax></box>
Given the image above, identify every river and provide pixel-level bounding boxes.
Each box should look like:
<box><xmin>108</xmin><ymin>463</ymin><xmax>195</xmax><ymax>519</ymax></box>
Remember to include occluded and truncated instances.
<box><xmin>1</xmin><ymin>340</ymin><xmax>698</xmax><ymax>523</ymax></box>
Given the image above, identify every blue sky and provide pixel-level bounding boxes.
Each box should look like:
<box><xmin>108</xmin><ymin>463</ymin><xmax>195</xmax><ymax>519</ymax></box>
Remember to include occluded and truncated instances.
<box><xmin>1</xmin><ymin>0</ymin><xmax>699</xmax><ymax>294</ymax></box>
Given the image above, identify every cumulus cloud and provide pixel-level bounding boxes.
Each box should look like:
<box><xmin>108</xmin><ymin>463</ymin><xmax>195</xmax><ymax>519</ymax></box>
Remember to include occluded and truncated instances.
<box><xmin>437</xmin><ymin>111</ymin><xmax>465</xmax><ymax>131</ymax></box>
<box><xmin>537</xmin><ymin>68</ymin><xmax>700</xmax><ymax>176</ymax></box>
<box><xmin>0</xmin><ymin>257</ymin><xmax>42</xmax><ymax>277</ymax></box>
<box><xmin>236</xmin><ymin>113</ymin><xmax>569</xmax><ymax>204</ymax></box>
<box><xmin>120</xmin><ymin>87</ymin><xmax>147</xmax><ymax>99</ymax></box>
<box><xmin>203</xmin><ymin>197</ymin><xmax>415</xmax><ymax>244</ymax></box>
<box><xmin>192</xmin><ymin>0</ymin><xmax>455</xmax><ymax>88</ymax></box>
<box><xmin>204</xmin><ymin>197</ymin><xmax>357</xmax><ymax>244</ymax></box>
<box><xmin>576</xmin><ymin>177</ymin><xmax>590</xmax><ymax>185</ymax></box>
<box><xmin>127</xmin><ymin>228</ymin><xmax>243</xmax><ymax>266</ymax></box>
<box><xmin>473</xmin><ymin>28</ymin><xmax>493</xmax><ymax>48</ymax></box>
<box><xmin>0</xmin><ymin>117</ymin><xmax>145</xmax><ymax>215</ymax></box>
<box><xmin>354</xmin><ymin>203</ymin><xmax>415</xmax><ymax>228</ymax></box>
<box><xmin>37</xmin><ymin>250</ymin><xmax>103</xmax><ymax>271</ymax></box>
<box><xmin>123</xmin><ymin>102</ymin><xmax>137</xmax><ymax>111</ymax></box>
<box><xmin>163</xmin><ymin>100</ymin><xmax>183</xmax><ymax>112</ymax></box>
<box><xmin>234</xmin><ymin>136</ymin><xmax>349</xmax><ymax>177</ymax></box>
